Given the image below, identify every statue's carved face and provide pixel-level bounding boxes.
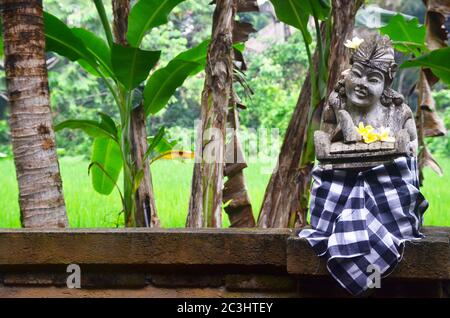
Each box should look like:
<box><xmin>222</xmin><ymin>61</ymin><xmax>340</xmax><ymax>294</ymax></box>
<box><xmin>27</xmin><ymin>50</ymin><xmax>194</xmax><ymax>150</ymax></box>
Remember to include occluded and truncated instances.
<box><xmin>345</xmin><ymin>62</ymin><xmax>385</xmax><ymax>109</ymax></box>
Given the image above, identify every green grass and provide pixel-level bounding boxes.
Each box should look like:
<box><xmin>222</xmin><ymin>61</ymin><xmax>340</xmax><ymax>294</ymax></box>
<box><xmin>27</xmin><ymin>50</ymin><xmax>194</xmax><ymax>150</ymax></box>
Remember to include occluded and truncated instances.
<box><xmin>0</xmin><ymin>156</ymin><xmax>448</xmax><ymax>228</ymax></box>
<box><xmin>419</xmin><ymin>156</ymin><xmax>450</xmax><ymax>226</ymax></box>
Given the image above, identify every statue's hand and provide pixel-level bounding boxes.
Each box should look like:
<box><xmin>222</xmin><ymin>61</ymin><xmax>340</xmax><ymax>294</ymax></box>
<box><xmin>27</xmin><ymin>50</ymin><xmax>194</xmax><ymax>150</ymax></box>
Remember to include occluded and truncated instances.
<box><xmin>337</xmin><ymin>110</ymin><xmax>361</xmax><ymax>143</ymax></box>
<box><xmin>408</xmin><ymin>139</ymin><xmax>418</xmax><ymax>157</ymax></box>
<box><xmin>395</xmin><ymin>129</ymin><xmax>417</xmax><ymax>156</ymax></box>
<box><xmin>314</xmin><ymin>130</ymin><xmax>331</xmax><ymax>159</ymax></box>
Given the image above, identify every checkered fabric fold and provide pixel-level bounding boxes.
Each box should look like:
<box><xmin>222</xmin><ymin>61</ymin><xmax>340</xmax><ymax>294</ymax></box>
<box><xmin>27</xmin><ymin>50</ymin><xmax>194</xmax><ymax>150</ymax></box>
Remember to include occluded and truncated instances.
<box><xmin>299</xmin><ymin>156</ymin><xmax>428</xmax><ymax>295</ymax></box>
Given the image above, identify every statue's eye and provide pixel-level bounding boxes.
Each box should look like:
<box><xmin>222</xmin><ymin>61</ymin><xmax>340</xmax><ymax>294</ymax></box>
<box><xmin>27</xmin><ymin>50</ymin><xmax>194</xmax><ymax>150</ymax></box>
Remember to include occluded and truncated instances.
<box><xmin>352</xmin><ymin>70</ymin><xmax>361</xmax><ymax>77</ymax></box>
<box><xmin>368</xmin><ymin>72</ymin><xmax>383</xmax><ymax>83</ymax></box>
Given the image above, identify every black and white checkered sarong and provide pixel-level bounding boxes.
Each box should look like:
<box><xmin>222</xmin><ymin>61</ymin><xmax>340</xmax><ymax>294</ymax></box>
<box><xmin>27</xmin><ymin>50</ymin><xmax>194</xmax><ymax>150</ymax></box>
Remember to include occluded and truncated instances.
<box><xmin>299</xmin><ymin>156</ymin><xmax>428</xmax><ymax>295</ymax></box>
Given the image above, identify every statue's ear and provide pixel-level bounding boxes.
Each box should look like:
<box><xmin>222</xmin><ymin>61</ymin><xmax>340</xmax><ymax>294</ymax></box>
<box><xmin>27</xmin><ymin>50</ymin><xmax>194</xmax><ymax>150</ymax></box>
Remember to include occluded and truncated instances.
<box><xmin>389</xmin><ymin>63</ymin><xmax>398</xmax><ymax>79</ymax></box>
<box><xmin>391</xmin><ymin>63</ymin><xmax>398</xmax><ymax>72</ymax></box>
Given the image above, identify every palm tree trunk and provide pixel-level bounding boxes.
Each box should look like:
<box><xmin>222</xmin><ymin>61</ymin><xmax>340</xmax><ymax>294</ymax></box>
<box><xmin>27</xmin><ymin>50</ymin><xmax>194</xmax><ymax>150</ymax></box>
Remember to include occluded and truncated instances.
<box><xmin>257</xmin><ymin>0</ymin><xmax>363</xmax><ymax>228</ymax></box>
<box><xmin>187</xmin><ymin>0</ymin><xmax>236</xmax><ymax>228</ymax></box>
<box><xmin>1</xmin><ymin>0</ymin><xmax>68</xmax><ymax>228</ymax></box>
<box><xmin>112</xmin><ymin>0</ymin><xmax>159</xmax><ymax>227</ymax></box>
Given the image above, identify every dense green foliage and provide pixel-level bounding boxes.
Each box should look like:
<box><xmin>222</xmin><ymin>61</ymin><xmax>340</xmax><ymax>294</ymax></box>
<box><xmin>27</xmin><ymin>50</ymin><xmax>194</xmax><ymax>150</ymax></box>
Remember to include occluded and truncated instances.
<box><xmin>0</xmin><ymin>0</ymin><xmax>448</xmax><ymax>161</ymax></box>
<box><xmin>0</xmin><ymin>0</ymin><xmax>448</xmax><ymax>228</ymax></box>
<box><xmin>40</xmin><ymin>0</ymin><xmax>217</xmax><ymax>226</ymax></box>
<box><xmin>378</xmin><ymin>11</ymin><xmax>450</xmax><ymax>160</ymax></box>
<box><xmin>0</xmin><ymin>0</ymin><xmax>310</xmax><ymax>157</ymax></box>
<box><xmin>238</xmin><ymin>31</ymin><xmax>309</xmax><ymax>133</ymax></box>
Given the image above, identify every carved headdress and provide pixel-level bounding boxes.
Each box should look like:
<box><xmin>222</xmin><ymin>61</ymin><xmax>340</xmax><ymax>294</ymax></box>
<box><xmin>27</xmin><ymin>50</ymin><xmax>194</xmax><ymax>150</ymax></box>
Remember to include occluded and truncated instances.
<box><xmin>350</xmin><ymin>34</ymin><xmax>398</xmax><ymax>82</ymax></box>
<box><xmin>334</xmin><ymin>34</ymin><xmax>404</xmax><ymax>107</ymax></box>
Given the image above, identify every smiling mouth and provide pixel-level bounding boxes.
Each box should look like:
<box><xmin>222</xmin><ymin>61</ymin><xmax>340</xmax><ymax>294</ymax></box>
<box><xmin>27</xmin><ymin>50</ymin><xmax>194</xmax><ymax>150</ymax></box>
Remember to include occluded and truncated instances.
<box><xmin>354</xmin><ymin>89</ymin><xmax>368</xmax><ymax>98</ymax></box>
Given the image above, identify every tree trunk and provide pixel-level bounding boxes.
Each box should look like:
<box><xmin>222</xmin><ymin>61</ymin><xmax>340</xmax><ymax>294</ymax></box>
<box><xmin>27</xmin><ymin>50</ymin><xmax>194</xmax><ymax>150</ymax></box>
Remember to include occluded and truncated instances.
<box><xmin>1</xmin><ymin>0</ymin><xmax>68</xmax><ymax>228</ymax></box>
<box><xmin>257</xmin><ymin>0</ymin><xmax>362</xmax><ymax>228</ymax></box>
<box><xmin>223</xmin><ymin>101</ymin><xmax>255</xmax><ymax>227</ymax></box>
<box><xmin>112</xmin><ymin>0</ymin><xmax>159</xmax><ymax>227</ymax></box>
<box><xmin>257</xmin><ymin>69</ymin><xmax>314</xmax><ymax>228</ymax></box>
<box><xmin>416</xmin><ymin>1</ymin><xmax>449</xmax><ymax>182</ymax></box>
<box><xmin>130</xmin><ymin>105</ymin><xmax>159</xmax><ymax>227</ymax></box>
<box><xmin>221</xmin><ymin>0</ymin><xmax>258</xmax><ymax>228</ymax></box>
<box><xmin>112</xmin><ymin>0</ymin><xmax>129</xmax><ymax>45</ymax></box>
<box><xmin>187</xmin><ymin>0</ymin><xmax>236</xmax><ymax>228</ymax></box>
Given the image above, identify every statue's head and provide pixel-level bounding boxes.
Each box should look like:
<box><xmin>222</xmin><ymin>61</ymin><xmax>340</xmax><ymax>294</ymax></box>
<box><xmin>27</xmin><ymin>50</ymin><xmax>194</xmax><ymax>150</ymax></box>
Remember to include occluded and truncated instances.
<box><xmin>340</xmin><ymin>35</ymin><xmax>402</xmax><ymax>110</ymax></box>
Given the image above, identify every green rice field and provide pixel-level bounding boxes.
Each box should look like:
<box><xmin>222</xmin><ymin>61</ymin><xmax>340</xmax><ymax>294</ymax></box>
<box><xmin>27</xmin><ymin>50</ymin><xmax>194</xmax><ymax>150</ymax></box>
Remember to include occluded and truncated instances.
<box><xmin>0</xmin><ymin>156</ymin><xmax>448</xmax><ymax>228</ymax></box>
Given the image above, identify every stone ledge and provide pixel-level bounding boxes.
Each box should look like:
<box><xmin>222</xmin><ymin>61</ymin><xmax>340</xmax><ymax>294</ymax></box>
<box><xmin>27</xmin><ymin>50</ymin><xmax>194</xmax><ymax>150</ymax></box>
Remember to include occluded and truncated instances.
<box><xmin>150</xmin><ymin>274</ymin><xmax>224</xmax><ymax>288</ymax></box>
<box><xmin>0</xmin><ymin>227</ymin><xmax>447</xmax><ymax>281</ymax></box>
<box><xmin>225</xmin><ymin>274</ymin><xmax>297</xmax><ymax>292</ymax></box>
<box><xmin>287</xmin><ymin>227</ymin><xmax>450</xmax><ymax>280</ymax></box>
<box><xmin>2</xmin><ymin>272</ymin><xmax>147</xmax><ymax>288</ymax></box>
<box><xmin>0</xmin><ymin>228</ymin><xmax>292</xmax><ymax>268</ymax></box>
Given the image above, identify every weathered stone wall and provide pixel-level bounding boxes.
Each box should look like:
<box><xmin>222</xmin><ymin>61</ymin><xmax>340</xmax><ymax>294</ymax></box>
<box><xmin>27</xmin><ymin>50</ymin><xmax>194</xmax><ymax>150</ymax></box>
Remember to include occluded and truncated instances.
<box><xmin>0</xmin><ymin>227</ymin><xmax>448</xmax><ymax>297</ymax></box>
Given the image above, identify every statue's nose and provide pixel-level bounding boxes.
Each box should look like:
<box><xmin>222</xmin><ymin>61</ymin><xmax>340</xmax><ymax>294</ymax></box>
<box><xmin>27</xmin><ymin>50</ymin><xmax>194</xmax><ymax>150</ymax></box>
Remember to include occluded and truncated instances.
<box><xmin>356</xmin><ymin>81</ymin><xmax>368</xmax><ymax>90</ymax></box>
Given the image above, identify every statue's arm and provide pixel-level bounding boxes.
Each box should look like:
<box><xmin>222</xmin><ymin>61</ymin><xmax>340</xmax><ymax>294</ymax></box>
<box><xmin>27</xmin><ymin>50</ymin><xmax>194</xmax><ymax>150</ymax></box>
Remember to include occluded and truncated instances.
<box><xmin>321</xmin><ymin>102</ymin><xmax>337</xmax><ymax>136</ymax></box>
<box><xmin>321</xmin><ymin>92</ymin><xmax>351</xmax><ymax>142</ymax></box>
<box><xmin>402</xmin><ymin>105</ymin><xmax>418</xmax><ymax>156</ymax></box>
<box><xmin>314</xmin><ymin>100</ymin><xmax>336</xmax><ymax>158</ymax></box>
<box><xmin>337</xmin><ymin>110</ymin><xmax>361</xmax><ymax>143</ymax></box>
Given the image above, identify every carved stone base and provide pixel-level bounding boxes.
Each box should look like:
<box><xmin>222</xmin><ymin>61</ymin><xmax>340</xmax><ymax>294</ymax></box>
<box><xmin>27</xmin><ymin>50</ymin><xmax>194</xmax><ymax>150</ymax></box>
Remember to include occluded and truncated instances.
<box><xmin>314</xmin><ymin>129</ymin><xmax>411</xmax><ymax>170</ymax></box>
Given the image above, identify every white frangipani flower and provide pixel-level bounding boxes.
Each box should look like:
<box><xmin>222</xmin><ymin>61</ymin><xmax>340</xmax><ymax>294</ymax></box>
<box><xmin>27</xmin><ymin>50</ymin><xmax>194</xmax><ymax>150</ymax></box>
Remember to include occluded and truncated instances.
<box><xmin>378</xmin><ymin>126</ymin><xmax>396</xmax><ymax>143</ymax></box>
<box><xmin>344</xmin><ymin>36</ymin><xmax>364</xmax><ymax>50</ymax></box>
<box><xmin>341</xmin><ymin>68</ymin><xmax>351</xmax><ymax>77</ymax></box>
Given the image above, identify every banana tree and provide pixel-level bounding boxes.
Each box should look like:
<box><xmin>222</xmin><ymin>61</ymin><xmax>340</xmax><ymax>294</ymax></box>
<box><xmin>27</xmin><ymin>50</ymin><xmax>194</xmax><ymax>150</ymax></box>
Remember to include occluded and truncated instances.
<box><xmin>258</xmin><ymin>0</ymin><xmax>363</xmax><ymax>228</ymax></box>
<box><xmin>111</xmin><ymin>0</ymin><xmax>158</xmax><ymax>229</ymax></box>
<box><xmin>222</xmin><ymin>0</ymin><xmax>259</xmax><ymax>228</ymax></box>
<box><xmin>186</xmin><ymin>0</ymin><xmax>259</xmax><ymax>228</ymax></box>
<box><xmin>47</xmin><ymin>0</ymin><xmax>208</xmax><ymax>226</ymax></box>
<box><xmin>257</xmin><ymin>0</ymin><xmax>331</xmax><ymax>228</ymax></box>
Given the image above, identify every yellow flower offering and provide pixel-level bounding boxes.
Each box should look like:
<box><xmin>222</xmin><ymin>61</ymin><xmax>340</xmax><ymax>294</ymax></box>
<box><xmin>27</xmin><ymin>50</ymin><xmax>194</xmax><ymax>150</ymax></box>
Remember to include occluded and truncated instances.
<box><xmin>355</xmin><ymin>122</ymin><xmax>396</xmax><ymax>144</ymax></box>
<box><xmin>357</xmin><ymin>122</ymin><xmax>374</xmax><ymax>136</ymax></box>
<box><xmin>362</xmin><ymin>130</ymin><xmax>379</xmax><ymax>144</ymax></box>
<box><xmin>356</xmin><ymin>122</ymin><xmax>376</xmax><ymax>143</ymax></box>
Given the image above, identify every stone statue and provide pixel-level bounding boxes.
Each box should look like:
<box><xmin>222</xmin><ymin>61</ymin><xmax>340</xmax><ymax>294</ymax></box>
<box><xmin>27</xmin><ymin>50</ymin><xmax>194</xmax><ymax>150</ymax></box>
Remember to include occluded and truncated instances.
<box><xmin>314</xmin><ymin>34</ymin><xmax>418</xmax><ymax>169</ymax></box>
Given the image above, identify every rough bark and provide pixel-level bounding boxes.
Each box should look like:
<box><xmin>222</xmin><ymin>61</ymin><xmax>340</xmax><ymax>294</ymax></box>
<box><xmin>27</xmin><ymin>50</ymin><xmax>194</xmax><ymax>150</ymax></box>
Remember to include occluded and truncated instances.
<box><xmin>111</xmin><ymin>0</ymin><xmax>159</xmax><ymax>227</ymax></box>
<box><xmin>416</xmin><ymin>0</ymin><xmax>449</xmax><ymax>182</ymax></box>
<box><xmin>112</xmin><ymin>0</ymin><xmax>129</xmax><ymax>45</ymax></box>
<box><xmin>223</xmin><ymin>102</ymin><xmax>255</xmax><ymax>227</ymax></box>
<box><xmin>130</xmin><ymin>105</ymin><xmax>160</xmax><ymax>227</ymax></box>
<box><xmin>221</xmin><ymin>0</ymin><xmax>258</xmax><ymax>228</ymax></box>
<box><xmin>257</xmin><ymin>0</ymin><xmax>363</xmax><ymax>228</ymax></box>
<box><xmin>187</xmin><ymin>0</ymin><xmax>236</xmax><ymax>228</ymax></box>
<box><xmin>420</xmin><ymin>2</ymin><xmax>447</xmax><ymax>138</ymax></box>
<box><xmin>1</xmin><ymin>0</ymin><xmax>68</xmax><ymax>227</ymax></box>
